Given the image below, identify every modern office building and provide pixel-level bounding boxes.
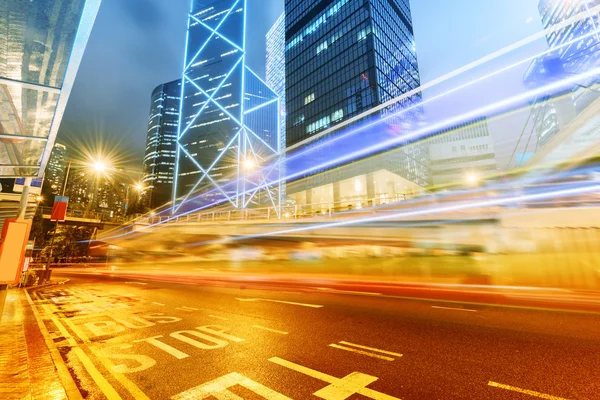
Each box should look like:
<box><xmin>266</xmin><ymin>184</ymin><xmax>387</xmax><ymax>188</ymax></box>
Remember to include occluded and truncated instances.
<box><xmin>285</xmin><ymin>0</ymin><xmax>421</xmax><ymax>148</ymax></box>
<box><xmin>283</xmin><ymin>0</ymin><xmax>428</xmax><ymax>207</ymax></box>
<box><xmin>523</xmin><ymin>0</ymin><xmax>600</xmax><ymax>149</ymax></box>
<box><xmin>427</xmin><ymin>118</ymin><xmax>497</xmax><ymax>186</ymax></box>
<box><xmin>44</xmin><ymin>144</ymin><xmax>68</xmax><ymax>195</ymax></box>
<box><xmin>267</xmin><ymin>13</ymin><xmax>286</xmax><ymax>151</ymax></box>
<box><xmin>175</xmin><ymin>0</ymin><xmax>281</xmax><ymax>212</ymax></box>
<box><xmin>0</xmin><ymin>0</ymin><xmax>101</xmax><ymax>178</ymax></box>
<box><xmin>142</xmin><ymin>80</ymin><xmax>180</xmax><ymax>209</ymax></box>
<box><xmin>266</xmin><ymin>13</ymin><xmax>287</xmax><ymax>199</ymax></box>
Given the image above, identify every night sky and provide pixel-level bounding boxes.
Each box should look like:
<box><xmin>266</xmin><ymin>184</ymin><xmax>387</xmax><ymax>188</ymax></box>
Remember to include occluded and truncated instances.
<box><xmin>57</xmin><ymin>0</ymin><xmax>543</xmax><ymax>170</ymax></box>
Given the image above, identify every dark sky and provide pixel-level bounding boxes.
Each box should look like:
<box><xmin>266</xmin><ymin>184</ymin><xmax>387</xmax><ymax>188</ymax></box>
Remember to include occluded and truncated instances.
<box><xmin>58</xmin><ymin>0</ymin><xmax>542</xmax><ymax>170</ymax></box>
<box><xmin>58</xmin><ymin>0</ymin><xmax>283</xmax><ymax>169</ymax></box>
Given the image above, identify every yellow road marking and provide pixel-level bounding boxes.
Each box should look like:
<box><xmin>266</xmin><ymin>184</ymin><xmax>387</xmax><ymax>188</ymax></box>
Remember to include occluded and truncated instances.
<box><xmin>488</xmin><ymin>381</ymin><xmax>571</xmax><ymax>400</ymax></box>
<box><xmin>253</xmin><ymin>325</ymin><xmax>288</xmax><ymax>335</ymax></box>
<box><xmin>36</xmin><ymin>290</ymin><xmax>151</xmax><ymax>400</ymax></box>
<box><xmin>339</xmin><ymin>341</ymin><xmax>403</xmax><ymax>357</ymax></box>
<box><xmin>72</xmin><ymin>347</ymin><xmax>123</xmax><ymax>400</ymax></box>
<box><xmin>329</xmin><ymin>344</ymin><xmax>395</xmax><ymax>361</ymax></box>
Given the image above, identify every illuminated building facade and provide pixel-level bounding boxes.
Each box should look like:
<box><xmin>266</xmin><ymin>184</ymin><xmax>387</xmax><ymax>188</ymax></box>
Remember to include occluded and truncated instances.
<box><xmin>284</xmin><ymin>0</ymin><xmax>428</xmax><ymax>207</ymax></box>
<box><xmin>524</xmin><ymin>0</ymin><xmax>600</xmax><ymax>149</ymax></box>
<box><xmin>427</xmin><ymin>117</ymin><xmax>497</xmax><ymax>186</ymax></box>
<box><xmin>175</xmin><ymin>0</ymin><xmax>281</xmax><ymax>213</ymax></box>
<box><xmin>285</xmin><ymin>0</ymin><xmax>421</xmax><ymax>147</ymax></box>
<box><xmin>44</xmin><ymin>144</ymin><xmax>68</xmax><ymax>195</ymax></box>
<box><xmin>0</xmin><ymin>0</ymin><xmax>101</xmax><ymax>178</ymax></box>
<box><xmin>266</xmin><ymin>13</ymin><xmax>287</xmax><ymax>199</ymax></box>
<box><xmin>266</xmin><ymin>13</ymin><xmax>286</xmax><ymax>160</ymax></box>
<box><xmin>143</xmin><ymin>80</ymin><xmax>180</xmax><ymax>209</ymax></box>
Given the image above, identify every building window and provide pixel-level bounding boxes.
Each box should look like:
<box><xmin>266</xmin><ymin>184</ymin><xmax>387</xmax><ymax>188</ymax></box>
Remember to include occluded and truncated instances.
<box><xmin>316</xmin><ymin>41</ymin><xmax>328</xmax><ymax>54</ymax></box>
<box><xmin>332</xmin><ymin>108</ymin><xmax>344</xmax><ymax>121</ymax></box>
<box><xmin>304</xmin><ymin>93</ymin><xmax>315</xmax><ymax>105</ymax></box>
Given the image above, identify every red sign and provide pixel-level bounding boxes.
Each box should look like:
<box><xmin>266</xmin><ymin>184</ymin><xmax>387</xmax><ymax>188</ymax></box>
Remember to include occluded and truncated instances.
<box><xmin>50</xmin><ymin>195</ymin><xmax>69</xmax><ymax>221</ymax></box>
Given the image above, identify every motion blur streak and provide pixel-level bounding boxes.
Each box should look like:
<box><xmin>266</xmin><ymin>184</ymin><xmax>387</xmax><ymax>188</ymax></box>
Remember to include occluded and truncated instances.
<box><xmin>182</xmin><ymin>183</ymin><xmax>600</xmax><ymax>247</ymax></box>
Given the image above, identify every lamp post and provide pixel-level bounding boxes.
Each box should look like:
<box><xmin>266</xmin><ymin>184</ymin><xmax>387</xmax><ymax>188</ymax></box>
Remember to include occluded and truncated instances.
<box><xmin>46</xmin><ymin>158</ymin><xmax>109</xmax><ymax>268</ymax></box>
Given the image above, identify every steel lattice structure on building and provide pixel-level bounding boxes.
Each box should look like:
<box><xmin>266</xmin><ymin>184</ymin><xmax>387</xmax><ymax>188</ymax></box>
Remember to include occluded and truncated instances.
<box><xmin>174</xmin><ymin>0</ymin><xmax>282</xmax><ymax>215</ymax></box>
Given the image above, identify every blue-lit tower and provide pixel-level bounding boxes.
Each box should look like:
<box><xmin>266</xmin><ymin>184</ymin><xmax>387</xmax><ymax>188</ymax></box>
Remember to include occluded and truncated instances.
<box><xmin>174</xmin><ymin>0</ymin><xmax>282</xmax><ymax>213</ymax></box>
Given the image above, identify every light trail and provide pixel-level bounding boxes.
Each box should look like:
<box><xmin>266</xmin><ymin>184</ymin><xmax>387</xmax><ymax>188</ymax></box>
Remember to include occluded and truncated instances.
<box><xmin>182</xmin><ymin>182</ymin><xmax>600</xmax><ymax>248</ymax></box>
<box><xmin>99</xmin><ymin>15</ymin><xmax>600</xmax><ymax>239</ymax></box>
<box><xmin>165</xmin><ymin>26</ymin><xmax>600</xmax><ymax>216</ymax></box>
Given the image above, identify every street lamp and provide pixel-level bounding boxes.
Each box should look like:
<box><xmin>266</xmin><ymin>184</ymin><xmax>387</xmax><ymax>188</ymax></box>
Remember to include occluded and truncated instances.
<box><xmin>465</xmin><ymin>172</ymin><xmax>480</xmax><ymax>187</ymax></box>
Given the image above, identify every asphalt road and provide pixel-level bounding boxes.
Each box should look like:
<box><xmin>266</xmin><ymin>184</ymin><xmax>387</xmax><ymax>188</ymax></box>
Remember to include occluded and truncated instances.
<box><xmin>29</xmin><ymin>273</ymin><xmax>600</xmax><ymax>400</ymax></box>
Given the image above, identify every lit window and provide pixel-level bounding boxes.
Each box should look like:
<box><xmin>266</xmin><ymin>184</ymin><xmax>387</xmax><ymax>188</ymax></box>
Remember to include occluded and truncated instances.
<box><xmin>331</xmin><ymin>108</ymin><xmax>344</xmax><ymax>121</ymax></box>
<box><xmin>316</xmin><ymin>41</ymin><xmax>328</xmax><ymax>54</ymax></box>
<box><xmin>304</xmin><ymin>93</ymin><xmax>315</xmax><ymax>105</ymax></box>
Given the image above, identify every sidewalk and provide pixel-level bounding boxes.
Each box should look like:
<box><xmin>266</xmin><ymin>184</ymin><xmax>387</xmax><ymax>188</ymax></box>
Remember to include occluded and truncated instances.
<box><xmin>0</xmin><ymin>287</ymin><xmax>79</xmax><ymax>400</ymax></box>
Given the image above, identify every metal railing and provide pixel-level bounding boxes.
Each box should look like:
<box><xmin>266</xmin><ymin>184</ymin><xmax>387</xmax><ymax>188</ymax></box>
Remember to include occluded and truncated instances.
<box><xmin>142</xmin><ymin>194</ymin><xmax>421</xmax><ymax>225</ymax></box>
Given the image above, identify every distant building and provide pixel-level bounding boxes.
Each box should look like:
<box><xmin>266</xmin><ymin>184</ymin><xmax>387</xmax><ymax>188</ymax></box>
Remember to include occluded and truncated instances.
<box><xmin>142</xmin><ymin>80</ymin><xmax>180</xmax><ymax>209</ymax></box>
<box><xmin>43</xmin><ymin>144</ymin><xmax>68</xmax><ymax>196</ymax></box>
<box><xmin>427</xmin><ymin>117</ymin><xmax>497</xmax><ymax>186</ymax></box>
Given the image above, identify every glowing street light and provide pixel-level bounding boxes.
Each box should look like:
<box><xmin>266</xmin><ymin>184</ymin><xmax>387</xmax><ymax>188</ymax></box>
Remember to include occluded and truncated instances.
<box><xmin>465</xmin><ymin>172</ymin><xmax>480</xmax><ymax>187</ymax></box>
<box><xmin>134</xmin><ymin>183</ymin><xmax>144</xmax><ymax>192</ymax></box>
<box><xmin>92</xmin><ymin>160</ymin><xmax>107</xmax><ymax>174</ymax></box>
<box><xmin>244</xmin><ymin>158</ymin><xmax>257</xmax><ymax>171</ymax></box>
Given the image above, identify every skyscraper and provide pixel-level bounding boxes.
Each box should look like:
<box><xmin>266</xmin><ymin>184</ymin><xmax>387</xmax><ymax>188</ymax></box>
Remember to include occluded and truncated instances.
<box><xmin>175</xmin><ymin>0</ymin><xmax>281</xmax><ymax>212</ymax></box>
<box><xmin>43</xmin><ymin>144</ymin><xmax>68</xmax><ymax>196</ymax></box>
<box><xmin>283</xmin><ymin>0</ymin><xmax>428</xmax><ymax>207</ymax></box>
<box><xmin>523</xmin><ymin>0</ymin><xmax>600</xmax><ymax>150</ymax></box>
<box><xmin>285</xmin><ymin>0</ymin><xmax>421</xmax><ymax>148</ymax></box>
<box><xmin>143</xmin><ymin>80</ymin><xmax>180</xmax><ymax>209</ymax></box>
<box><xmin>266</xmin><ymin>13</ymin><xmax>286</xmax><ymax>151</ymax></box>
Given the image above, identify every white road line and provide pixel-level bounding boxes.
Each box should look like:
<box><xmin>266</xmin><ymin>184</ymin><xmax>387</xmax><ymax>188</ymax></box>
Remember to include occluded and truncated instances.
<box><xmin>152</xmin><ymin>302</ymin><xmax>165</xmax><ymax>306</ymax></box>
<box><xmin>488</xmin><ymin>381</ymin><xmax>571</xmax><ymax>400</ymax></box>
<box><xmin>253</xmin><ymin>325</ymin><xmax>288</xmax><ymax>335</ymax></box>
<box><xmin>269</xmin><ymin>357</ymin><xmax>400</xmax><ymax>400</ymax></box>
<box><xmin>208</xmin><ymin>314</ymin><xmax>228</xmax><ymax>321</ymax></box>
<box><xmin>316</xmin><ymin>287</ymin><xmax>382</xmax><ymax>296</ymax></box>
<box><xmin>431</xmin><ymin>305</ymin><xmax>477</xmax><ymax>312</ymax></box>
<box><xmin>339</xmin><ymin>341</ymin><xmax>403</xmax><ymax>357</ymax></box>
<box><xmin>329</xmin><ymin>344</ymin><xmax>394</xmax><ymax>361</ymax></box>
<box><xmin>236</xmin><ymin>298</ymin><xmax>324</xmax><ymax>308</ymax></box>
<box><xmin>176</xmin><ymin>306</ymin><xmax>199</xmax><ymax>311</ymax></box>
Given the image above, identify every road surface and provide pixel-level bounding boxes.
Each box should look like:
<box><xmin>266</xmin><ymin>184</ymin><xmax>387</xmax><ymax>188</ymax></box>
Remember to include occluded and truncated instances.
<box><xmin>29</xmin><ymin>272</ymin><xmax>600</xmax><ymax>400</ymax></box>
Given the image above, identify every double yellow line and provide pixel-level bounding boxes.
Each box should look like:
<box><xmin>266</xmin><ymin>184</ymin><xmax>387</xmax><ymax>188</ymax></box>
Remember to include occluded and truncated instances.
<box><xmin>30</xmin><ymin>290</ymin><xmax>150</xmax><ymax>400</ymax></box>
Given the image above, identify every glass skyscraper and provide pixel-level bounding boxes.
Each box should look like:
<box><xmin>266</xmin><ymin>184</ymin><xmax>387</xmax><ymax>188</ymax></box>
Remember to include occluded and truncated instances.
<box><xmin>523</xmin><ymin>0</ymin><xmax>600</xmax><ymax>149</ymax></box>
<box><xmin>285</xmin><ymin>0</ymin><xmax>421</xmax><ymax>148</ymax></box>
<box><xmin>44</xmin><ymin>143</ymin><xmax>67</xmax><ymax>196</ymax></box>
<box><xmin>266</xmin><ymin>13</ymin><xmax>286</xmax><ymax>155</ymax></box>
<box><xmin>283</xmin><ymin>0</ymin><xmax>429</xmax><ymax>205</ymax></box>
<box><xmin>0</xmin><ymin>0</ymin><xmax>101</xmax><ymax>178</ymax></box>
<box><xmin>143</xmin><ymin>80</ymin><xmax>180</xmax><ymax>209</ymax></box>
<box><xmin>175</xmin><ymin>0</ymin><xmax>281</xmax><ymax>212</ymax></box>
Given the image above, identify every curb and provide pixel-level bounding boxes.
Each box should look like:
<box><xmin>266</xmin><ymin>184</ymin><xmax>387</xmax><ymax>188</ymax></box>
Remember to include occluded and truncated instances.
<box><xmin>24</xmin><ymin>289</ymin><xmax>83</xmax><ymax>400</ymax></box>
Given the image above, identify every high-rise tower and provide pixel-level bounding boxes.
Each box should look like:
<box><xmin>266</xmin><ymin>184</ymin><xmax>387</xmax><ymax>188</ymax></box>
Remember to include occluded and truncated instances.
<box><xmin>143</xmin><ymin>80</ymin><xmax>180</xmax><ymax>209</ymax></box>
<box><xmin>175</xmin><ymin>0</ymin><xmax>282</xmax><ymax>213</ymax></box>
